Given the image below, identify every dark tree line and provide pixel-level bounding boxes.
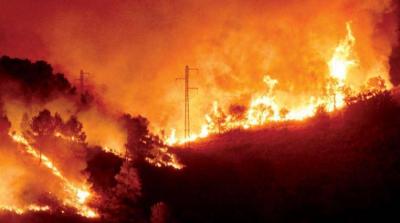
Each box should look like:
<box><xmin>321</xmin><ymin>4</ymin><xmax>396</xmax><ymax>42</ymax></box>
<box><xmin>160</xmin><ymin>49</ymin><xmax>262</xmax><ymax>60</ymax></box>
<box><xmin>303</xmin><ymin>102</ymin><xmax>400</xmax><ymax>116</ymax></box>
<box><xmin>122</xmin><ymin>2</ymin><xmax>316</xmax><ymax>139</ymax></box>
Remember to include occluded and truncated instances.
<box><xmin>0</xmin><ymin>56</ymin><xmax>94</xmax><ymax>107</ymax></box>
<box><xmin>29</xmin><ymin>109</ymin><xmax>86</xmax><ymax>143</ymax></box>
<box><xmin>0</xmin><ymin>56</ymin><xmax>75</xmax><ymax>101</ymax></box>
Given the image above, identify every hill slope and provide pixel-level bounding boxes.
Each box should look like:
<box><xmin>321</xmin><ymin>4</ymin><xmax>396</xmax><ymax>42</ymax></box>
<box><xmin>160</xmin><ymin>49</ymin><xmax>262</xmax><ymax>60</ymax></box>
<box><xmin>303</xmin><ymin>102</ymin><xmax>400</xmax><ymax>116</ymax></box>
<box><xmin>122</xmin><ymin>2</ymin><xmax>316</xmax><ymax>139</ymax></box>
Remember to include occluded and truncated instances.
<box><xmin>138</xmin><ymin>91</ymin><xmax>400</xmax><ymax>223</ymax></box>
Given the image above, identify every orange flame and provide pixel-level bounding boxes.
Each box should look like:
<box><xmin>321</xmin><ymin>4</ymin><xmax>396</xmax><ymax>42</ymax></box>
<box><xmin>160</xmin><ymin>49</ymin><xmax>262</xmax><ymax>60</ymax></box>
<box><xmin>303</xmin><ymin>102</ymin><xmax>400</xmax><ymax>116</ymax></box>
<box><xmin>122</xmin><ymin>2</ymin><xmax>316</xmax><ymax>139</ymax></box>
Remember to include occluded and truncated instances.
<box><xmin>328</xmin><ymin>22</ymin><xmax>356</xmax><ymax>82</ymax></box>
<box><xmin>9</xmin><ymin>132</ymin><xmax>98</xmax><ymax>218</ymax></box>
<box><xmin>145</xmin><ymin>146</ymin><xmax>185</xmax><ymax>170</ymax></box>
<box><xmin>0</xmin><ymin>204</ymin><xmax>50</xmax><ymax>215</ymax></box>
<box><xmin>165</xmin><ymin>22</ymin><xmax>368</xmax><ymax>146</ymax></box>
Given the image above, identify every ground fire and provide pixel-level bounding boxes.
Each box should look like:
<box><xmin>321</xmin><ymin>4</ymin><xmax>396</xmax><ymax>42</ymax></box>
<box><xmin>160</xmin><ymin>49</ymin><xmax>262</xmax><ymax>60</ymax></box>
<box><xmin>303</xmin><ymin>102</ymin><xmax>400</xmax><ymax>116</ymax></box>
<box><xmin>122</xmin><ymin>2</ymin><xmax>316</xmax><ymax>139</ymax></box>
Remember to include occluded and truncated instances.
<box><xmin>0</xmin><ymin>0</ymin><xmax>400</xmax><ymax>223</ymax></box>
<box><xmin>165</xmin><ymin>22</ymin><xmax>386</xmax><ymax>146</ymax></box>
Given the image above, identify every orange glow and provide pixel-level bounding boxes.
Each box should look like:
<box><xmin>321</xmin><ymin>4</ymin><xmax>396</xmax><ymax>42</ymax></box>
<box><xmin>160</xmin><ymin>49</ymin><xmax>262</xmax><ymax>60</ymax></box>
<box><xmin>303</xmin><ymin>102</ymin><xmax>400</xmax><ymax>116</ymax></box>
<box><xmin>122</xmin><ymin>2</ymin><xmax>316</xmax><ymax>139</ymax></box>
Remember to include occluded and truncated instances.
<box><xmin>0</xmin><ymin>1</ymin><xmax>398</xmax><ymax>221</ymax></box>
<box><xmin>145</xmin><ymin>147</ymin><xmax>185</xmax><ymax>170</ymax></box>
<box><xmin>0</xmin><ymin>204</ymin><xmax>50</xmax><ymax>215</ymax></box>
<box><xmin>328</xmin><ymin>23</ymin><xmax>356</xmax><ymax>82</ymax></box>
<box><xmin>9</xmin><ymin>132</ymin><xmax>98</xmax><ymax>218</ymax></box>
<box><xmin>165</xmin><ymin>22</ymin><xmax>389</xmax><ymax>146</ymax></box>
<box><xmin>54</xmin><ymin>132</ymin><xmax>82</xmax><ymax>144</ymax></box>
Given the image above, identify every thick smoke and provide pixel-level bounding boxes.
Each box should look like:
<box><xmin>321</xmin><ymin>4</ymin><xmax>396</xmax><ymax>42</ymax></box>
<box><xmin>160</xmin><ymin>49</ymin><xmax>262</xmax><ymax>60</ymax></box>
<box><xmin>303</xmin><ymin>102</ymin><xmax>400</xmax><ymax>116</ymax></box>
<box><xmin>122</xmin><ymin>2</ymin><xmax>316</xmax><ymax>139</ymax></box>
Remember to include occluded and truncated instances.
<box><xmin>0</xmin><ymin>55</ymin><xmax>168</xmax><ymax>221</ymax></box>
<box><xmin>0</xmin><ymin>56</ymin><xmax>128</xmax><ymax>153</ymax></box>
<box><xmin>389</xmin><ymin>1</ymin><xmax>400</xmax><ymax>85</ymax></box>
<box><xmin>0</xmin><ymin>56</ymin><xmax>104</xmax><ymax>214</ymax></box>
<box><xmin>0</xmin><ymin>113</ymin><xmax>81</xmax><ymax>213</ymax></box>
<box><xmin>0</xmin><ymin>0</ymin><xmax>398</xmax><ymax>137</ymax></box>
<box><xmin>0</xmin><ymin>56</ymin><xmax>79</xmax><ymax>131</ymax></box>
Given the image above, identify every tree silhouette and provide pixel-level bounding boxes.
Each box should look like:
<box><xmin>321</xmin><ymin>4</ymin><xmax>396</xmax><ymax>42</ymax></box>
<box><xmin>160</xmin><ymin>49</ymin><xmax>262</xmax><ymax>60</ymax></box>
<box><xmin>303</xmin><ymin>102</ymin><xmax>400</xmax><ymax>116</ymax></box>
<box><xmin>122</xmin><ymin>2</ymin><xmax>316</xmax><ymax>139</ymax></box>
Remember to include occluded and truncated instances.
<box><xmin>229</xmin><ymin>104</ymin><xmax>247</xmax><ymax>122</ymax></box>
<box><xmin>121</xmin><ymin>114</ymin><xmax>153</xmax><ymax>160</ymax></box>
<box><xmin>0</xmin><ymin>56</ymin><xmax>75</xmax><ymax>102</ymax></box>
<box><xmin>61</xmin><ymin>116</ymin><xmax>86</xmax><ymax>142</ymax></box>
<box><xmin>30</xmin><ymin>109</ymin><xmax>62</xmax><ymax>137</ymax></box>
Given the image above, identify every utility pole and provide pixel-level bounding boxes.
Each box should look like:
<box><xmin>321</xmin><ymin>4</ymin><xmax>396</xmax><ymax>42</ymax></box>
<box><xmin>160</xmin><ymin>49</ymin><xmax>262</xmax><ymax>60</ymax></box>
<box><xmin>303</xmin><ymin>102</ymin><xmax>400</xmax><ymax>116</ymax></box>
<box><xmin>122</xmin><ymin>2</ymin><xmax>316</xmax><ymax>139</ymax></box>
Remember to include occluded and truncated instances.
<box><xmin>177</xmin><ymin>65</ymin><xmax>198</xmax><ymax>148</ymax></box>
<box><xmin>78</xmin><ymin>70</ymin><xmax>90</xmax><ymax>95</ymax></box>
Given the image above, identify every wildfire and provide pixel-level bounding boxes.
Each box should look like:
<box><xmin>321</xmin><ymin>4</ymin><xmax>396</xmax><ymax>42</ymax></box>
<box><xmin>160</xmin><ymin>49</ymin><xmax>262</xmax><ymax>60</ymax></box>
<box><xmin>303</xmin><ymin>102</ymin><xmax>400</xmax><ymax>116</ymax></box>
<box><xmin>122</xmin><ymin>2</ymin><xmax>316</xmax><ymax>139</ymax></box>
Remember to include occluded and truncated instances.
<box><xmin>165</xmin><ymin>22</ymin><xmax>371</xmax><ymax>146</ymax></box>
<box><xmin>328</xmin><ymin>22</ymin><xmax>356</xmax><ymax>82</ymax></box>
<box><xmin>0</xmin><ymin>204</ymin><xmax>50</xmax><ymax>215</ymax></box>
<box><xmin>326</xmin><ymin>22</ymin><xmax>357</xmax><ymax>110</ymax></box>
<box><xmin>55</xmin><ymin>125</ymin><xmax>183</xmax><ymax>171</ymax></box>
<box><xmin>54</xmin><ymin>131</ymin><xmax>82</xmax><ymax>144</ymax></box>
<box><xmin>145</xmin><ymin>147</ymin><xmax>185</xmax><ymax>170</ymax></box>
<box><xmin>165</xmin><ymin>129</ymin><xmax>178</xmax><ymax>146</ymax></box>
<box><xmin>8</xmin><ymin>132</ymin><xmax>98</xmax><ymax>218</ymax></box>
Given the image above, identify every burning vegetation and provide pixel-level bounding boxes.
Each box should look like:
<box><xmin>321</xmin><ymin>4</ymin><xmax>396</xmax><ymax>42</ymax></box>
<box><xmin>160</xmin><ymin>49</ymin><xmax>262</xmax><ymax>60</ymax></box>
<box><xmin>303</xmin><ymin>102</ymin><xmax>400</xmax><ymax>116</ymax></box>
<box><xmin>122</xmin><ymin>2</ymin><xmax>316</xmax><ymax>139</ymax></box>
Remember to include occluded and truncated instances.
<box><xmin>0</xmin><ymin>56</ymin><xmax>183</xmax><ymax>222</ymax></box>
<box><xmin>165</xmin><ymin>22</ymin><xmax>390</xmax><ymax>146</ymax></box>
<box><xmin>0</xmin><ymin>0</ymin><xmax>399</xmax><ymax>222</ymax></box>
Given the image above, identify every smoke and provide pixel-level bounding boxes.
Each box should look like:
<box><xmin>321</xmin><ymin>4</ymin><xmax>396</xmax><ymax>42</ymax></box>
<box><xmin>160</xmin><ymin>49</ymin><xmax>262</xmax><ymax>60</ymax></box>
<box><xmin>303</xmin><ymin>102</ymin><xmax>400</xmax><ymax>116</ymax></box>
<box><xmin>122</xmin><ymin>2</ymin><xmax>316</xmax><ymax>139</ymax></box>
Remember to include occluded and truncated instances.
<box><xmin>0</xmin><ymin>56</ymin><xmax>128</xmax><ymax>153</ymax></box>
<box><xmin>0</xmin><ymin>131</ymin><xmax>74</xmax><ymax>211</ymax></box>
<box><xmin>389</xmin><ymin>1</ymin><xmax>400</xmax><ymax>85</ymax></box>
<box><xmin>0</xmin><ymin>55</ymin><xmax>166</xmax><ymax>219</ymax></box>
<box><xmin>0</xmin><ymin>1</ymin><xmax>398</xmax><ymax>219</ymax></box>
<box><xmin>0</xmin><ymin>56</ymin><xmax>126</xmax><ymax>216</ymax></box>
<box><xmin>1</xmin><ymin>0</ymin><xmax>398</xmax><ymax>138</ymax></box>
<box><xmin>77</xmin><ymin>107</ymin><xmax>127</xmax><ymax>155</ymax></box>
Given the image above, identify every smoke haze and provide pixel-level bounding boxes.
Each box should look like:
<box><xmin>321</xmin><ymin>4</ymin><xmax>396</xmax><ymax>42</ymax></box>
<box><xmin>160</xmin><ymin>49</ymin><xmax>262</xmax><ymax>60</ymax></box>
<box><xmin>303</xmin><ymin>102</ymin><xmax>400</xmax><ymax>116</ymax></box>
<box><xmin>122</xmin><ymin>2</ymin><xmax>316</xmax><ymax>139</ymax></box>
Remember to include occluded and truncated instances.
<box><xmin>0</xmin><ymin>0</ymin><xmax>398</xmax><ymax>137</ymax></box>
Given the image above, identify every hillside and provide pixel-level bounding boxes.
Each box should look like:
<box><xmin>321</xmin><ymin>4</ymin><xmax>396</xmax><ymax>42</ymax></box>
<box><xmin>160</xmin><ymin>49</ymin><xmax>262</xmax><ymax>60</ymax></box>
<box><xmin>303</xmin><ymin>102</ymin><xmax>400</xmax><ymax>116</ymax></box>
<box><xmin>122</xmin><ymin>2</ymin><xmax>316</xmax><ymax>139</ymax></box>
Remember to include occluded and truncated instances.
<box><xmin>138</xmin><ymin>90</ymin><xmax>400</xmax><ymax>222</ymax></box>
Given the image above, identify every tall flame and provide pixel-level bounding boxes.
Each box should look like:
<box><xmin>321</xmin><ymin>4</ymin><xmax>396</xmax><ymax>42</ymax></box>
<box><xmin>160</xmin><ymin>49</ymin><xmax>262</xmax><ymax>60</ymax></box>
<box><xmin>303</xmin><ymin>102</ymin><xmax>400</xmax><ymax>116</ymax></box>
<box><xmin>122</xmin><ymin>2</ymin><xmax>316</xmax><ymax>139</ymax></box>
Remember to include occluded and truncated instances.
<box><xmin>328</xmin><ymin>22</ymin><xmax>356</xmax><ymax>82</ymax></box>
<box><xmin>165</xmin><ymin>22</ymin><xmax>361</xmax><ymax>146</ymax></box>
<box><xmin>327</xmin><ymin>22</ymin><xmax>357</xmax><ymax>110</ymax></box>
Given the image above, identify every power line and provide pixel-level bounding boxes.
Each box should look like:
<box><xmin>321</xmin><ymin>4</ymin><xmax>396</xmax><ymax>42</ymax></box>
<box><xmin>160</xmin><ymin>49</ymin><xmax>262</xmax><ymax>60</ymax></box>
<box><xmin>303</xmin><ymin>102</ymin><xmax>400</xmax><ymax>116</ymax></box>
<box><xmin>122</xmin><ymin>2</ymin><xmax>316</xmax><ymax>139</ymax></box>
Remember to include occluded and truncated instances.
<box><xmin>176</xmin><ymin>65</ymin><xmax>198</xmax><ymax>148</ymax></box>
<box><xmin>76</xmin><ymin>70</ymin><xmax>90</xmax><ymax>95</ymax></box>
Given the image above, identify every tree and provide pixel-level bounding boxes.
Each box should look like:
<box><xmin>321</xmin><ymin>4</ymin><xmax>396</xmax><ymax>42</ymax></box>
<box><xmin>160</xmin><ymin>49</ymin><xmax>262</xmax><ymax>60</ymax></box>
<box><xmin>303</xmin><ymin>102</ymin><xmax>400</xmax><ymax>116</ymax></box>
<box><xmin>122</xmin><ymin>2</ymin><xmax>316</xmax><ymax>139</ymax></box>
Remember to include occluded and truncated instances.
<box><xmin>30</xmin><ymin>109</ymin><xmax>86</xmax><ymax>144</ymax></box>
<box><xmin>0</xmin><ymin>56</ymin><xmax>76</xmax><ymax>102</ymax></box>
<box><xmin>30</xmin><ymin>109</ymin><xmax>62</xmax><ymax>137</ymax></box>
<box><xmin>367</xmin><ymin>76</ymin><xmax>386</xmax><ymax>94</ymax></box>
<box><xmin>207</xmin><ymin>103</ymin><xmax>228</xmax><ymax>133</ymax></box>
<box><xmin>85</xmin><ymin>148</ymin><xmax>123</xmax><ymax>193</ymax></box>
<box><xmin>121</xmin><ymin>114</ymin><xmax>153</xmax><ymax>160</ymax></box>
<box><xmin>94</xmin><ymin>160</ymin><xmax>145</xmax><ymax>223</ymax></box>
<box><xmin>61</xmin><ymin>116</ymin><xmax>86</xmax><ymax>142</ymax></box>
<box><xmin>229</xmin><ymin>104</ymin><xmax>247</xmax><ymax>122</ymax></box>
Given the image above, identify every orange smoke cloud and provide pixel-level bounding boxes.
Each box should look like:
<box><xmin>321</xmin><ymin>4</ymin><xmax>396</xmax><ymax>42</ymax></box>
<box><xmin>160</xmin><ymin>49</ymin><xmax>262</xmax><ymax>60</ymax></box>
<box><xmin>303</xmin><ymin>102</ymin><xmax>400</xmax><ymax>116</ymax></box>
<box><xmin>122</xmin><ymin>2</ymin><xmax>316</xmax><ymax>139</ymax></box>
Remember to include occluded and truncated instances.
<box><xmin>0</xmin><ymin>0</ymin><xmax>398</xmax><ymax>139</ymax></box>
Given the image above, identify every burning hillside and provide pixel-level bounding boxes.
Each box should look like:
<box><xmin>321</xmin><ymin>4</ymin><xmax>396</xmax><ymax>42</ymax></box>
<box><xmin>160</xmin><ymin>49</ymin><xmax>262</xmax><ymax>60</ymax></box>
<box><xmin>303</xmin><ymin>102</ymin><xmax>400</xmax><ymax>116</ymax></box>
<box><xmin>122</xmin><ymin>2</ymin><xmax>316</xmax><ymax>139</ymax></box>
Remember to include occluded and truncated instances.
<box><xmin>0</xmin><ymin>0</ymin><xmax>399</xmax><ymax>222</ymax></box>
<box><xmin>166</xmin><ymin>22</ymin><xmax>391</xmax><ymax>146</ymax></box>
<box><xmin>0</xmin><ymin>56</ymin><xmax>182</xmax><ymax>222</ymax></box>
<box><xmin>145</xmin><ymin>90</ymin><xmax>400</xmax><ymax>223</ymax></box>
